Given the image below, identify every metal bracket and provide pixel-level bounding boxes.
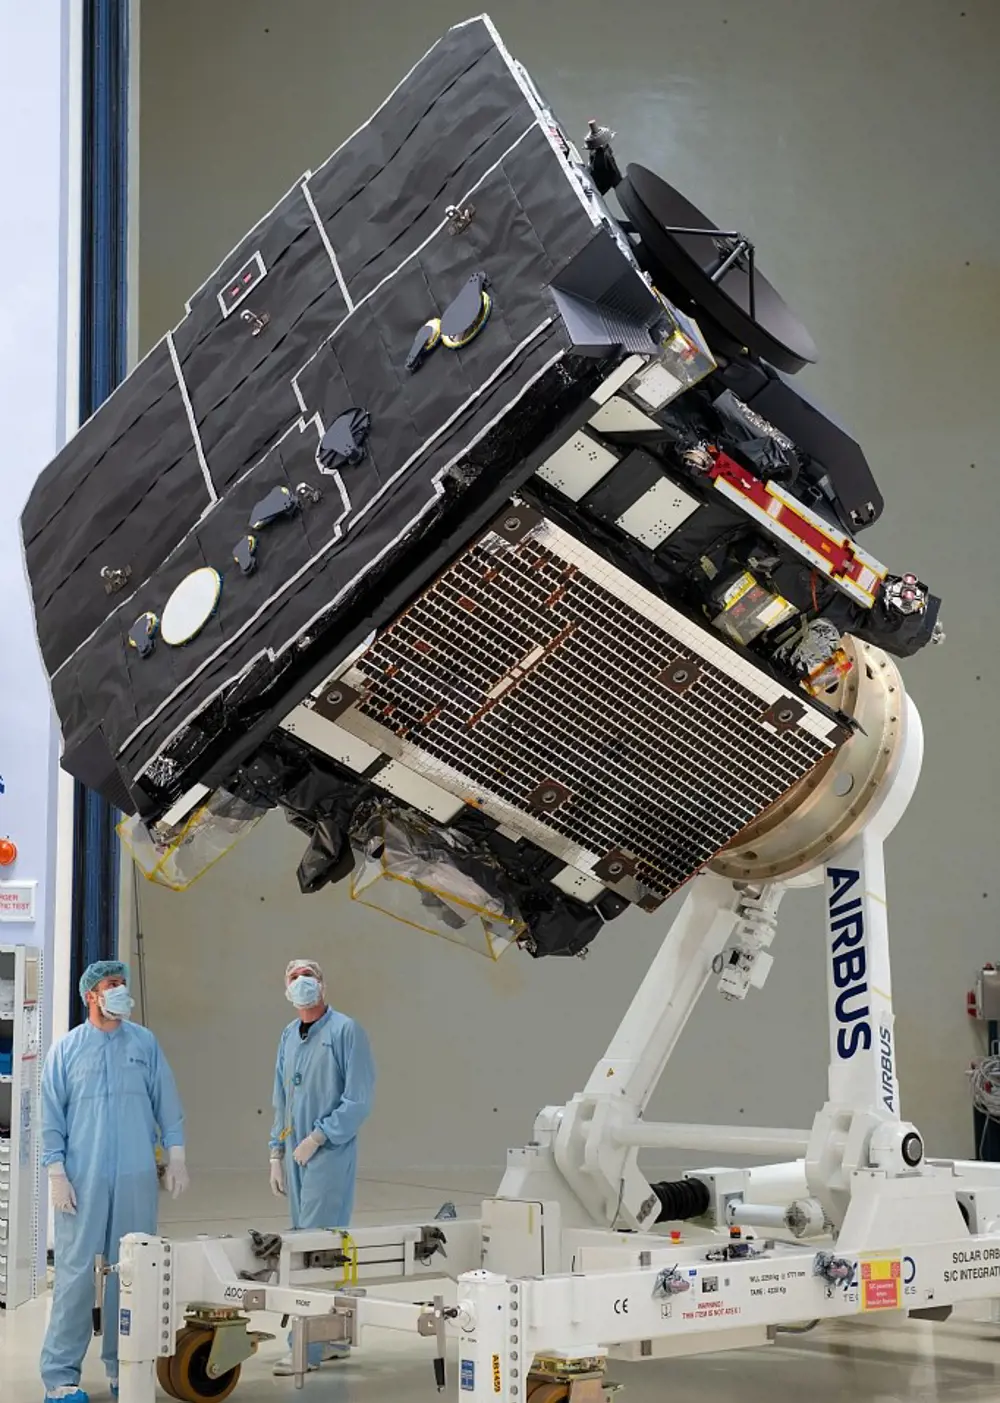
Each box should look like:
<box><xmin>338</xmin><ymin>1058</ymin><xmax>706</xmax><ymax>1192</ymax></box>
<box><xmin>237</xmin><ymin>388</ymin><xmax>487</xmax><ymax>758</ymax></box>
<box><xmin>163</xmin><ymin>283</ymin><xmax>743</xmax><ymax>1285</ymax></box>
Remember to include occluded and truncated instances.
<box><xmin>415</xmin><ymin>1225</ymin><xmax>449</xmax><ymax>1265</ymax></box>
<box><xmin>527</xmin><ymin>780</ymin><xmax>572</xmax><ymax>813</ymax></box>
<box><xmin>101</xmin><ymin>564</ymin><xmax>131</xmax><ymax>595</ymax></box>
<box><xmin>909</xmin><ymin>1305</ymin><xmax>952</xmax><ymax>1322</ymax></box>
<box><xmin>759</xmin><ymin>696</ymin><xmax>807</xmax><ymax>734</ymax></box>
<box><xmin>311</xmin><ymin>680</ymin><xmax>361</xmax><ymax>723</ymax></box>
<box><xmin>303</xmin><ymin>1248</ymin><xmax>352</xmax><ymax>1270</ymax></box>
<box><xmin>417</xmin><ymin>1295</ymin><xmax>458</xmax><ymax>1391</ymax></box>
<box><xmin>488</xmin><ymin>504</ymin><xmax>543</xmax><ymax>545</ymax></box>
<box><xmin>594</xmin><ymin>850</ymin><xmax>637</xmax><ymax>883</ymax></box>
<box><xmin>240</xmin><ymin>308</ymin><xmax>270</xmax><ymax>337</ymax></box>
<box><xmin>205</xmin><ymin>1319</ymin><xmax>269</xmax><ymax>1379</ymax></box>
<box><xmin>445</xmin><ymin>203</ymin><xmax>475</xmax><ymax>234</ymax></box>
<box><xmin>657</xmin><ymin>657</ymin><xmax>702</xmax><ymax>695</ymax></box>
<box><xmin>289</xmin><ymin>1298</ymin><xmax>361</xmax><ymax>1378</ymax></box>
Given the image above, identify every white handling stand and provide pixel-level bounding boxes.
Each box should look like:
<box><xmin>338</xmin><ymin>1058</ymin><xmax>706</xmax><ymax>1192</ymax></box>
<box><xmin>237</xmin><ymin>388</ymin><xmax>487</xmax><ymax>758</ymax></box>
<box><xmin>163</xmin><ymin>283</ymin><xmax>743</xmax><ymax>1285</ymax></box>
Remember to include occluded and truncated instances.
<box><xmin>117</xmin><ymin>645</ymin><xmax>1000</xmax><ymax>1403</ymax></box>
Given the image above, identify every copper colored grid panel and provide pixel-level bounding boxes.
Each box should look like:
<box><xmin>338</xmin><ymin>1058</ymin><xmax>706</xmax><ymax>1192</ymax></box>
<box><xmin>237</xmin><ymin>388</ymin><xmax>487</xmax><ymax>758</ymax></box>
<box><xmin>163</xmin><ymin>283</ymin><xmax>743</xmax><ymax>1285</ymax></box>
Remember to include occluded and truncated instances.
<box><xmin>355</xmin><ymin>532</ymin><xmax>835</xmax><ymax>897</ymax></box>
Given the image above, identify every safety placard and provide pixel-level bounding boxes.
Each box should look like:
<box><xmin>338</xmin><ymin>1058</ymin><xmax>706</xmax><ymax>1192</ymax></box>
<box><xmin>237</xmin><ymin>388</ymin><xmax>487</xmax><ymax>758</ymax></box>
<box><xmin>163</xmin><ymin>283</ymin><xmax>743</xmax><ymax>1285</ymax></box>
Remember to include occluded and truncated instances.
<box><xmin>0</xmin><ymin>882</ymin><xmax>36</xmax><ymax>923</ymax></box>
<box><xmin>860</xmin><ymin>1258</ymin><xmax>901</xmax><ymax>1310</ymax></box>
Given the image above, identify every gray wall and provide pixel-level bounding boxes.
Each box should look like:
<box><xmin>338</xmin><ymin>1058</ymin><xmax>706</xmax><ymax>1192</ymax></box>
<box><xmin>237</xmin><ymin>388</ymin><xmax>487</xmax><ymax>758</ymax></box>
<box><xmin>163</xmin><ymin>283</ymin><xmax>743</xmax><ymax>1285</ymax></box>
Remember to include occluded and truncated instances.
<box><xmin>135</xmin><ymin>0</ymin><xmax>999</xmax><ymax>1175</ymax></box>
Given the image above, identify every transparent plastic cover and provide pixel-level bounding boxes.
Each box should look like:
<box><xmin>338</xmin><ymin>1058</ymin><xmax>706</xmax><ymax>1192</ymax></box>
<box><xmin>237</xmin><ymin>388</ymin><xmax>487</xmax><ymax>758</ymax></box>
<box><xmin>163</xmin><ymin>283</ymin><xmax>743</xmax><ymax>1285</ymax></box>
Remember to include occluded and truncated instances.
<box><xmin>350</xmin><ymin>804</ymin><xmax>525</xmax><ymax>960</ymax></box>
<box><xmin>118</xmin><ymin>790</ymin><xmax>265</xmax><ymax>892</ymax></box>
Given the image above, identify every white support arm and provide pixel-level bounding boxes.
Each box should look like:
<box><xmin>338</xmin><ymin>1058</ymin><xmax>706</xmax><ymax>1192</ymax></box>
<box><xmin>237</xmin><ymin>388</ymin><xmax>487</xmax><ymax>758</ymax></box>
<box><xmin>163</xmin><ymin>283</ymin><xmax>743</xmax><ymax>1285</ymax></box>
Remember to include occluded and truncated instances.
<box><xmin>823</xmin><ymin>691</ymin><xmax>922</xmax><ymax>1118</ymax></box>
<box><xmin>805</xmin><ymin>694</ymin><xmax>926</xmax><ymax>1225</ymax></box>
<box><xmin>825</xmin><ymin>830</ymin><xmax>898</xmax><ymax>1115</ymax></box>
<box><xmin>583</xmin><ymin>871</ymin><xmax>767</xmax><ymax>1110</ymax></box>
<box><xmin>544</xmin><ymin>873</ymin><xmax>784</xmax><ymax>1230</ymax></box>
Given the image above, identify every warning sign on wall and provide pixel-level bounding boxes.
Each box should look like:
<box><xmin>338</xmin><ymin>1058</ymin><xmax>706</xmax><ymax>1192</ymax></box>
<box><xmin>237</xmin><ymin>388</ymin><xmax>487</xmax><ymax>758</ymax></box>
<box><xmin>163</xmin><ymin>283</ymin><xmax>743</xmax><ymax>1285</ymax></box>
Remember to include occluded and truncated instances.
<box><xmin>0</xmin><ymin>881</ymin><xmax>36</xmax><ymax>923</ymax></box>
<box><xmin>861</xmin><ymin>1258</ymin><xmax>901</xmax><ymax>1311</ymax></box>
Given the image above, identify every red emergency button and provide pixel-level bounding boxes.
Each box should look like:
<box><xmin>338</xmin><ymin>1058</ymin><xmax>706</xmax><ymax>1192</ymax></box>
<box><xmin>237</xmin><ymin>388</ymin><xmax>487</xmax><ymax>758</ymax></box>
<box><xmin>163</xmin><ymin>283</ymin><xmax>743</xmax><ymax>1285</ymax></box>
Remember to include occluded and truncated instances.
<box><xmin>0</xmin><ymin>838</ymin><xmax>16</xmax><ymax>866</ymax></box>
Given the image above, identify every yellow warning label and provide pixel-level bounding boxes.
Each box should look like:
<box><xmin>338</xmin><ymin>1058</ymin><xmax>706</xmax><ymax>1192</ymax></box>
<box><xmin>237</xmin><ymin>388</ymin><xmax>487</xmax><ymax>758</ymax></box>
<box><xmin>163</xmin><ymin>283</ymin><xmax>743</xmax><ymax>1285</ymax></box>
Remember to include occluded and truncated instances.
<box><xmin>860</xmin><ymin>1258</ymin><xmax>901</xmax><ymax>1311</ymax></box>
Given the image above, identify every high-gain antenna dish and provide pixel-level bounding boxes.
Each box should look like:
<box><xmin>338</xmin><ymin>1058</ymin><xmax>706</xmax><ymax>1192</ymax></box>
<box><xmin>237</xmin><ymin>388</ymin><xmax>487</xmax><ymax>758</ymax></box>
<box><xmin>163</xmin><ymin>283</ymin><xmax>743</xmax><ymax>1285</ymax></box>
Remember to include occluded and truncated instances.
<box><xmin>616</xmin><ymin>163</ymin><xmax>818</xmax><ymax>374</ymax></box>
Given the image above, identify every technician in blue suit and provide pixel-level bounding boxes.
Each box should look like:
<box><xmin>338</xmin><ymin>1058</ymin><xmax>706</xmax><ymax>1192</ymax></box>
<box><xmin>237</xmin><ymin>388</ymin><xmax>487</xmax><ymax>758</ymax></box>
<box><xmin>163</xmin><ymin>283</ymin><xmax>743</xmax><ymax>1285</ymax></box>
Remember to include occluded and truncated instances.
<box><xmin>40</xmin><ymin>960</ymin><xmax>187</xmax><ymax>1403</ymax></box>
<box><xmin>268</xmin><ymin>958</ymin><xmax>375</xmax><ymax>1375</ymax></box>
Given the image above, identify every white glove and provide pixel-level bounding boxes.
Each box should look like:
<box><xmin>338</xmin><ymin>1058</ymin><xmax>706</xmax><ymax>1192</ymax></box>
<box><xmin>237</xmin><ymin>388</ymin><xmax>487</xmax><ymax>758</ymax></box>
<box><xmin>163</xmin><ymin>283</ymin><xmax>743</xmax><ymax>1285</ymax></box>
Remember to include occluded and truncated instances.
<box><xmin>48</xmin><ymin>1164</ymin><xmax>77</xmax><ymax>1214</ymax></box>
<box><xmin>164</xmin><ymin>1146</ymin><xmax>190</xmax><ymax>1200</ymax></box>
<box><xmin>292</xmin><ymin>1130</ymin><xmax>325</xmax><ymax>1167</ymax></box>
<box><xmin>269</xmin><ymin>1155</ymin><xmax>286</xmax><ymax>1197</ymax></box>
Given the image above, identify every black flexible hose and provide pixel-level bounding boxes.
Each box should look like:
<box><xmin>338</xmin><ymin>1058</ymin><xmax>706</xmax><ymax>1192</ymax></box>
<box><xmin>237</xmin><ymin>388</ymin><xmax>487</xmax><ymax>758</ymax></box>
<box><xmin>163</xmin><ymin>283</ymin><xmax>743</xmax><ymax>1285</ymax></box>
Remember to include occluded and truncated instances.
<box><xmin>650</xmin><ymin>1177</ymin><xmax>711</xmax><ymax>1224</ymax></box>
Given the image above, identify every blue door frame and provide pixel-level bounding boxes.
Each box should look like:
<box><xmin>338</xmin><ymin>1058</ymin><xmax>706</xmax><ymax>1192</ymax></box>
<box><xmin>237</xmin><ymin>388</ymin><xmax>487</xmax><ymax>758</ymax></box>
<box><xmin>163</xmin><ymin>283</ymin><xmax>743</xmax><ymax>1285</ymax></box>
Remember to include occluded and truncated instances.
<box><xmin>70</xmin><ymin>0</ymin><xmax>130</xmax><ymax>1023</ymax></box>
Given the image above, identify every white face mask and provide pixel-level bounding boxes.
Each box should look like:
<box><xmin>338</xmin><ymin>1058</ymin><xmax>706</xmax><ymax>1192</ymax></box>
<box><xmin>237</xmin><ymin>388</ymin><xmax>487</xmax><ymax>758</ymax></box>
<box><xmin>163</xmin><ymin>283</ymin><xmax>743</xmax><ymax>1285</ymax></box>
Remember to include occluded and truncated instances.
<box><xmin>286</xmin><ymin>975</ymin><xmax>322</xmax><ymax>1009</ymax></box>
<box><xmin>99</xmin><ymin>985</ymin><xmax>135</xmax><ymax>1020</ymax></box>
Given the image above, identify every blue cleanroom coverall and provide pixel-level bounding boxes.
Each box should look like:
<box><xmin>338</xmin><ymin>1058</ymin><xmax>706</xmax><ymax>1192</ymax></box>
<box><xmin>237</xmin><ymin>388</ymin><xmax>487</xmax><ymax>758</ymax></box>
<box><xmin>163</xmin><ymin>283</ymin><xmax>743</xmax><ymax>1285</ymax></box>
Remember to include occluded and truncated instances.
<box><xmin>270</xmin><ymin>1006</ymin><xmax>376</xmax><ymax>1368</ymax></box>
<box><xmin>269</xmin><ymin>1006</ymin><xmax>375</xmax><ymax>1229</ymax></box>
<box><xmin>40</xmin><ymin>1021</ymin><xmax>185</xmax><ymax>1391</ymax></box>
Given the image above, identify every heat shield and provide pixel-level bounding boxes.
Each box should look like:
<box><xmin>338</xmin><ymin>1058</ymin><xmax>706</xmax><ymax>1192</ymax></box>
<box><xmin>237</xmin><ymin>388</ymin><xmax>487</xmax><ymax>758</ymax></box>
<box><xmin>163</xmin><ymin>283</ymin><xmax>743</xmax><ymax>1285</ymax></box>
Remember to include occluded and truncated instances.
<box><xmin>331</xmin><ymin>508</ymin><xmax>847</xmax><ymax>903</ymax></box>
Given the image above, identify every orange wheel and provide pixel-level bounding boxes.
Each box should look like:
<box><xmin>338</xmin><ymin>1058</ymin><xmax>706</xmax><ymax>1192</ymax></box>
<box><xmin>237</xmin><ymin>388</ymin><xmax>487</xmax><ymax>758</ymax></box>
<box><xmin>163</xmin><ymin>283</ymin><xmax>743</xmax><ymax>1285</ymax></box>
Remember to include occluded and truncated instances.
<box><xmin>156</xmin><ymin>1354</ymin><xmax>184</xmax><ymax>1401</ymax></box>
<box><xmin>163</xmin><ymin>1325</ymin><xmax>242</xmax><ymax>1403</ymax></box>
<box><xmin>526</xmin><ymin>1379</ymin><xmax>570</xmax><ymax>1403</ymax></box>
